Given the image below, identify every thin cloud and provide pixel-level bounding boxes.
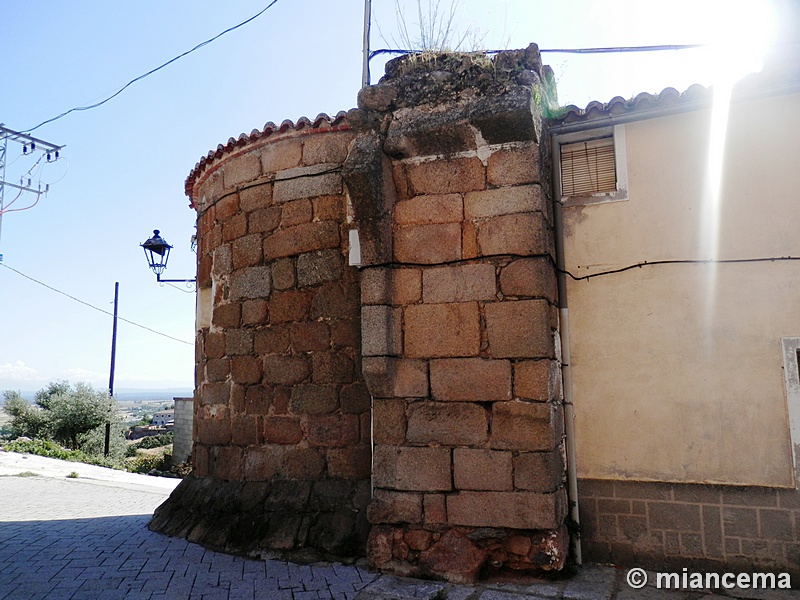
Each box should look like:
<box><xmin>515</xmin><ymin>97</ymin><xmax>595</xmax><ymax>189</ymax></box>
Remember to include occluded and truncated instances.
<box><xmin>0</xmin><ymin>361</ymin><xmax>40</xmax><ymax>381</ymax></box>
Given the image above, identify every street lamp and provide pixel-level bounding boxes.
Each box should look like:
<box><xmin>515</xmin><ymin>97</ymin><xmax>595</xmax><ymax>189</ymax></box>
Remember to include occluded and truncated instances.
<box><xmin>140</xmin><ymin>229</ymin><xmax>196</xmax><ymax>283</ymax></box>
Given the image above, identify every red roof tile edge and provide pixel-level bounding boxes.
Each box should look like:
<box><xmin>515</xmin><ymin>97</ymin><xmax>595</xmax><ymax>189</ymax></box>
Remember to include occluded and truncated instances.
<box><xmin>185</xmin><ymin>111</ymin><xmax>350</xmax><ymax>205</ymax></box>
<box><xmin>555</xmin><ymin>84</ymin><xmax>709</xmax><ymax>125</ymax></box>
<box><xmin>553</xmin><ymin>70</ymin><xmax>800</xmax><ymax>127</ymax></box>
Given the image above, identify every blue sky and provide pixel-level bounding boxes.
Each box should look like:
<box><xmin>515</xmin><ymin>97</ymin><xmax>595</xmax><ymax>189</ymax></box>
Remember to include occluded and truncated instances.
<box><xmin>0</xmin><ymin>0</ymin><xmax>777</xmax><ymax>392</ymax></box>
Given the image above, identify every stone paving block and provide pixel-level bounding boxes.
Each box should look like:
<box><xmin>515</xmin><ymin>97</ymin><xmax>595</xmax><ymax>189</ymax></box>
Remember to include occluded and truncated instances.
<box><xmin>141</xmin><ymin>572</ymin><xmax>175</xmax><ymax>591</ymax></box>
<box><xmin>0</xmin><ymin>457</ymin><xmax>754</xmax><ymax>600</ymax></box>
<box><xmin>186</xmin><ymin>562</ymin><xmax>214</xmax><ymax>578</ymax></box>
<box><xmin>614</xmin><ymin>587</ymin><xmax>701</xmax><ymax>600</ymax></box>
<box><xmin>189</xmin><ymin>565</ymin><xmax>222</xmax><ymax>584</ymax></box>
<box><xmin>344</xmin><ymin>565</ymin><xmax>372</xmax><ymax>581</ymax></box>
<box><xmin>255</xmin><ymin>590</ymin><xmax>293</xmax><ymax>600</ymax></box>
<box><xmin>142</xmin><ymin>557</ymin><xmax>171</xmax><ymax>572</ymax></box>
<box><xmin>480</xmin><ymin>590</ymin><xmax>545</xmax><ymax>600</ymax></box>
<box><xmin>354</xmin><ymin>574</ymin><xmax>446</xmax><ymax>598</ymax></box>
<box><xmin>196</xmin><ymin>590</ymin><xmax>229</xmax><ymax>600</ymax></box>
<box><xmin>441</xmin><ymin>586</ymin><xmax>477</xmax><ymax>600</ymax></box>
<box><xmin>121</xmin><ymin>592</ymin><xmax>149</xmax><ymax>600</ymax></box>
<box><xmin>561</xmin><ymin>564</ymin><xmax>618</xmax><ymax>599</ymax></box>
<box><xmin>54</xmin><ymin>566</ymin><xmax>86</xmax><ymax>579</ymax></box>
<box><xmin>165</xmin><ymin>575</ymin><xmax>195</xmax><ymax>591</ymax></box>
<box><xmin>79</xmin><ymin>576</ymin><xmax>126</xmax><ymax>590</ymax></box>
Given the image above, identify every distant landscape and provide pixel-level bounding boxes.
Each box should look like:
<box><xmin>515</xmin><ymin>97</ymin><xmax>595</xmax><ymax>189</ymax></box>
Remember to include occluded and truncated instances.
<box><xmin>0</xmin><ymin>388</ymin><xmax>193</xmax><ymax>429</ymax></box>
<box><xmin>6</xmin><ymin>388</ymin><xmax>193</xmax><ymax>403</ymax></box>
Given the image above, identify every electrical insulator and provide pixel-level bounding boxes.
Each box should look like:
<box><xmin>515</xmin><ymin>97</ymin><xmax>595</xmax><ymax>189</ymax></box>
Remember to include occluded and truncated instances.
<box><xmin>22</xmin><ymin>145</ymin><xmax>27</xmax><ymax>154</ymax></box>
<box><xmin>47</xmin><ymin>153</ymin><xmax>51</xmax><ymax>161</ymax></box>
<box><xmin>30</xmin><ymin>142</ymin><xmax>35</xmax><ymax>151</ymax></box>
<box><xmin>55</xmin><ymin>151</ymin><xmax>59</xmax><ymax>159</ymax></box>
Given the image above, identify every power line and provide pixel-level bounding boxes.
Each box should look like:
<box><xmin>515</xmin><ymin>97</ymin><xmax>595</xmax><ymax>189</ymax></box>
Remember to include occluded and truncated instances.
<box><xmin>22</xmin><ymin>1</ymin><xmax>281</xmax><ymax>134</ymax></box>
<box><xmin>540</xmin><ymin>44</ymin><xmax>705</xmax><ymax>54</ymax></box>
<box><xmin>0</xmin><ymin>262</ymin><xmax>193</xmax><ymax>346</ymax></box>
<box><xmin>369</xmin><ymin>44</ymin><xmax>705</xmax><ymax>60</ymax></box>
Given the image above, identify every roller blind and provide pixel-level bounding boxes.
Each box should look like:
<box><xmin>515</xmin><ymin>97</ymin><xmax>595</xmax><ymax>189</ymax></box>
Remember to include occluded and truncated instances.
<box><xmin>560</xmin><ymin>137</ymin><xmax>616</xmax><ymax>196</ymax></box>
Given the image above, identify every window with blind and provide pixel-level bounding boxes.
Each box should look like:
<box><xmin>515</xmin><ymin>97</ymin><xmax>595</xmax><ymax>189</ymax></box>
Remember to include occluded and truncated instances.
<box><xmin>560</xmin><ymin>137</ymin><xmax>617</xmax><ymax>196</ymax></box>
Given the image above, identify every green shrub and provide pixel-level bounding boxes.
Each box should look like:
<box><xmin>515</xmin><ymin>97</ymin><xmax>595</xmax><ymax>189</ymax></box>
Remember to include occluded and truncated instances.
<box><xmin>124</xmin><ymin>432</ymin><xmax>173</xmax><ymax>459</ymax></box>
<box><xmin>2</xmin><ymin>437</ymin><xmax>122</xmax><ymax>470</ymax></box>
<box><xmin>135</xmin><ymin>433</ymin><xmax>173</xmax><ymax>450</ymax></box>
<box><xmin>126</xmin><ymin>454</ymin><xmax>168</xmax><ymax>474</ymax></box>
<box><xmin>80</xmin><ymin>422</ymin><xmax>127</xmax><ymax>463</ymax></box>
<box><xmin>4</xmin><ymin>438</ymin><xmax>79</xmax><ymax>460</ymax></box>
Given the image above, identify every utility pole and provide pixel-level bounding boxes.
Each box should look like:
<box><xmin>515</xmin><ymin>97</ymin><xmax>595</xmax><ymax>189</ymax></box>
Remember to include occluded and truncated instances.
<box><xmin>109</xmin><ymin>282</ymin><xmax>119</xmax><ymax>398</ymax></box>
<box><xmin>0</xmin><ymin>125</ymin><xmax>64</xmax><ymax>246</ymax></box>
<box><xmin>106</xmin><ymin>282</ymin><xmax>119</xmax><ymax>457</ymax></box>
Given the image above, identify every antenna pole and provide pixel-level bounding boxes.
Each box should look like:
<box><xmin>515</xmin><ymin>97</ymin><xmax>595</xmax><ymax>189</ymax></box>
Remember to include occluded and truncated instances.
<box><xmin>362</xmin><ymin>0</ymin><xmax>372</xmax><ymax>88</ymax></box>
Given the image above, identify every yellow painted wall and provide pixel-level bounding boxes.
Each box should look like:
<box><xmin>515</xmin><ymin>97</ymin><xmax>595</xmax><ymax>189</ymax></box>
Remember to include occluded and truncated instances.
<box><xmin>563</xmin><ymin>92</ymin><xmax>800</xmax><ymax>487</ymax></box>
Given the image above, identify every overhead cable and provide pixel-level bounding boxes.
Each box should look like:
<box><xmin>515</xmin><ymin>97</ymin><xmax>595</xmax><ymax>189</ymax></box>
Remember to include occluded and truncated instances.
<box><xmin>369</xmin><ymin>44</ymin><xmax>705</xmax><ymax>60</ymax></box>
<box><xmin>559</xmin><ymin>256</ymin><xmax>800</xmax><ymax>281</ymax></box>
<box><xmin>0</xmin><ymin>263</ymin><xmax>193</xmax><ymax>345</ymax></box>
<box><xmin>22</xmin><ymin>0</ymin><xmax>281</xmax><ymax>133</ymax></box>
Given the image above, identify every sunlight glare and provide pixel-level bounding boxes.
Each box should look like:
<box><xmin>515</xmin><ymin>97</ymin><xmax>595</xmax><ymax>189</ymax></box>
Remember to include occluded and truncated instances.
<box><xmin>699</xmin><ymin>1</ymin><xmax>776</xmax><ymax>338</ymax></box>
<box><xmin>708</xmin><ymin>0</ymin><xmax>776</xmax><ymax>85</ymax></box>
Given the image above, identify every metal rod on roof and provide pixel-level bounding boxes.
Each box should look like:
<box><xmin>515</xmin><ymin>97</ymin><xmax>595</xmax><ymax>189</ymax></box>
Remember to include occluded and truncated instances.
<box><xmin>362</xmin><ymin>0</ymin><xmax>372</xmax><ymax>88</ymax></box>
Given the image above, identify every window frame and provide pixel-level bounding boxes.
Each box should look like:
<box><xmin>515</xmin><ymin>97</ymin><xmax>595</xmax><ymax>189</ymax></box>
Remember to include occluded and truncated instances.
<box><xmin>554</xmin><ymin>124</ymin><xmax>629</xmax><ymax>207</ymax></box>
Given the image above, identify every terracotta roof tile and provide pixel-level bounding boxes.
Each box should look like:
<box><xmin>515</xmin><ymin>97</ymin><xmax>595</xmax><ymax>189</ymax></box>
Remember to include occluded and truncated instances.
<box><xmin>185</xmin><ymin>111</ymin><xmax>350</xmax><ymax>202</ymax></box>
<box><xmin>555</xmin><ymin>84</ymin><xmax>711</xmax><ymax>126</ymax></box>
<box><xmin>552</xmin><ymin>69</ymin><xmax>800</xmax><ymax>129</ymax></box>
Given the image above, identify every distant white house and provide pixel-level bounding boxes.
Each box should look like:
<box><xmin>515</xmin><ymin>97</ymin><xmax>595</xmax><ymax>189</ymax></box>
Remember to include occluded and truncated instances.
<box><xmin>151</xmin><ymin>410</ymin><xmax>174</xmax><ymax>427</ymax></box>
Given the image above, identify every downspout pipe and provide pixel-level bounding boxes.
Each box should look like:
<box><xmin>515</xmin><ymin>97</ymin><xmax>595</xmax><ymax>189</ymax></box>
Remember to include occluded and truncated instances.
<box><xmin>551</xmin><ymin>130</ymin><xmax>582</xmax><ymax>565</ymax></box>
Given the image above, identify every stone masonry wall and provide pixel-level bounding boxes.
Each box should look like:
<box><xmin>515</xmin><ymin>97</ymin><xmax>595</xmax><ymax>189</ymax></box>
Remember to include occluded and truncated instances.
<box><xmin>152</xmin><ymin>44</ymin><xmax>571</xmax><ymax>582</ymax></box>
<box><xmin>149</xmin><ymin>44</ymin><xmax>800</xmax><ymax>582</ymax></box>
<box><xmin>151</xmin><ymin>117</ymin><xmax>372</xmax><ymax>561</ymax></box>
<box><xmin>172</xmin><ymin>396</ymin><xmax>193</xmax><ymax>464</ymax></box>
<box><xmin>579</xmin><ymin>479</ymin><xmax>800</xmax><ymax>580</ymax></box>
<box><xmin>343</xmin><ymin>46</ymin><xmax>569</xmax><ymax>583</ymax></box>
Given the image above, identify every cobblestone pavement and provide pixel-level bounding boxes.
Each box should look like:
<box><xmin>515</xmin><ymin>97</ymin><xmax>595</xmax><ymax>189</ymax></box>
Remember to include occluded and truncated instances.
<box><xmin>1</xmin><ymin>453</ymin><xmax>799</xmax><ymax>599</ymax></box>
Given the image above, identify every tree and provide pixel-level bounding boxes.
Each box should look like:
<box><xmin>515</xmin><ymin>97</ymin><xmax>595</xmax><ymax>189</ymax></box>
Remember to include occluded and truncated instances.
<box><xmin>2</xmin><ymin>381</ymin><xmax>117</xmax><ymax>450</ymax></box>
<box><xmin>2</xmin><ymin>390</ymin><xmax>49</xmax><ymax>439</ymax></box>
<box><xmin>33</xmin><ymin>381</ymin><xmax>71</xmax><ymax>410</ymax></box>
<box><xmin>45</xmin><ymin>382</ymin><xmax>115</xmax><ymax>450</ymax></box>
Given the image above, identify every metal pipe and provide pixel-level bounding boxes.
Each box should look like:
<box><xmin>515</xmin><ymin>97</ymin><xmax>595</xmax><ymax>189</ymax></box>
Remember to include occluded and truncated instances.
<box><xmin>361</xmin><ymin>0</ymin><xmax>372</xmax><ymax>88</ymax></box>
<box><xmin>551</xmin><ymin>133</ymin><xmax>582</xmax><ymax>565</ymax></box>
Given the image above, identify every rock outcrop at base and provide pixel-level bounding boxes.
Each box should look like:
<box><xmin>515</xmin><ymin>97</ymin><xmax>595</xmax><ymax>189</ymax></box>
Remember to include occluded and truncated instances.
<box><xmin>149</xmin><ymin>473</ymin><xmax>370</xmax><ymax>562</ymax></box>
